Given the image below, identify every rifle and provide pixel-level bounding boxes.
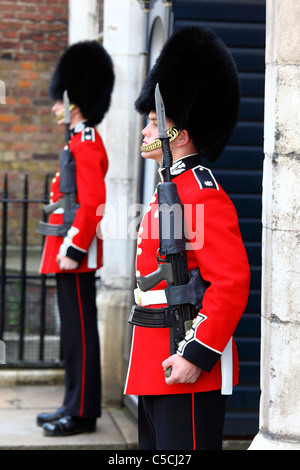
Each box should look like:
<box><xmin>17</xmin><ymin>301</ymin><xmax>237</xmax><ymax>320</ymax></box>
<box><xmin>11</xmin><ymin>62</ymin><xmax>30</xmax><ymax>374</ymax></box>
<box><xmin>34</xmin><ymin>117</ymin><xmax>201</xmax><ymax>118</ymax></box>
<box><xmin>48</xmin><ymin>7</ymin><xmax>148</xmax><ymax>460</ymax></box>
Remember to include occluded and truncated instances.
<box><xmin>134</xmin><ymin>84</ymin><xmax>209</xmax><ymax>377</ymax></box>
<box><xmin>37</xmin><ymin>91</ymin><xmax>79</xmax><ymax>237</ymax></box>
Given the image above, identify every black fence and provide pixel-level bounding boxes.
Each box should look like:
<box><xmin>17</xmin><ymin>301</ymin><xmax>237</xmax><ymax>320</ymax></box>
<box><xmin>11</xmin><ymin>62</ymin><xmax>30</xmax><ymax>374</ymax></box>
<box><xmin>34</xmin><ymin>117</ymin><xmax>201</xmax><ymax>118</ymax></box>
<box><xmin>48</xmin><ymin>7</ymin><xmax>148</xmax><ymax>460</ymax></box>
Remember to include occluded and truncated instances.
<box><xmin>0</xmin><ymin>173</ymin><xmax>63</xmax><ymax>367</ymax></box>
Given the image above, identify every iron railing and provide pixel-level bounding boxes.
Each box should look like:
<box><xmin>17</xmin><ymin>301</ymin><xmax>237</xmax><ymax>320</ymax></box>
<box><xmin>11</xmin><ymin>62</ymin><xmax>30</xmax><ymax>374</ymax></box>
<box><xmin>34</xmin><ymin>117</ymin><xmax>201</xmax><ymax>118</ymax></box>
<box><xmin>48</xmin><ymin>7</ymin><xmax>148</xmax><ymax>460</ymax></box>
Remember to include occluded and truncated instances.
<box><xmin>0</xmin><ymin>173</ymin><xmax>63</xmax><ymax>367</ymax></box>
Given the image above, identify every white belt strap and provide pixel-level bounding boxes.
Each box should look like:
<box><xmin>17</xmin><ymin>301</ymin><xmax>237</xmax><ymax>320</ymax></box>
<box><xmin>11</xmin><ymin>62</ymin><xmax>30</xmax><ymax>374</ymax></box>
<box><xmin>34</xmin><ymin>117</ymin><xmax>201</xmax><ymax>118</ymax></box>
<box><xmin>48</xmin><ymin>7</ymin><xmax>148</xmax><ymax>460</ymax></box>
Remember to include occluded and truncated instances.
<box><xmin>134</xmin><ymin>288</ymin><xmax>167</xmax><ymax>307</ymax></box>
<box><xmin>221</xmin><ymin>337</ymin><xmax>233</xmax><ymax>395</ymax></box>
<box><xmin>87</xmin><ymin>235</ymin><xmax>97</xmax><ymax>269</ymax></box>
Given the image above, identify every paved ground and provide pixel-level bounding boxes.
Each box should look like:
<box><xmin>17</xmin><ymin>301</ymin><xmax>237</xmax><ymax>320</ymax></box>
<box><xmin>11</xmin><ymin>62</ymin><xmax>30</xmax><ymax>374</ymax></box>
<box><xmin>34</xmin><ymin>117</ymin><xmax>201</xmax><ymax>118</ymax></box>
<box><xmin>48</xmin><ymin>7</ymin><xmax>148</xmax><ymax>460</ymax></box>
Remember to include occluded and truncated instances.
<box><xmin>0</xmin><ymin>379</ymin><xmax>251</xmax><ymax>451</ymax></box>
<box><xmin>0</xmin><ymin>385</ymin><xmax>138</xmax><ymax>450</ymax></box>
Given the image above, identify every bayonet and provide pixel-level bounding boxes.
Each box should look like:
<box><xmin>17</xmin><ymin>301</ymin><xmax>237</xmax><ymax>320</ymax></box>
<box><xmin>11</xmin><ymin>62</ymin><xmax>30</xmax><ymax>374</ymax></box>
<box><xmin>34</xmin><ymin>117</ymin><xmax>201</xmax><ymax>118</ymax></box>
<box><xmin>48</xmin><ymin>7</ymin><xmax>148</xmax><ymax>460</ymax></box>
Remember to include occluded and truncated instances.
<box><xmin>155</xmin><ymin>84</ymin><xmax>168</xmax><ymax>140</ymax></box>
<box><xmin>63</xmin><ymin>90</ymin><xmax>71</xmax><ymax>142</ymax></box>
<box><xmin>155</xmin><ymin>84</ymin><xmax>173</xmax><ymax>174</ymax></box>
<box><xmin>63</xmin><ymin>90</ymin><xmax>70</xmax><ymax>125</ymax></box>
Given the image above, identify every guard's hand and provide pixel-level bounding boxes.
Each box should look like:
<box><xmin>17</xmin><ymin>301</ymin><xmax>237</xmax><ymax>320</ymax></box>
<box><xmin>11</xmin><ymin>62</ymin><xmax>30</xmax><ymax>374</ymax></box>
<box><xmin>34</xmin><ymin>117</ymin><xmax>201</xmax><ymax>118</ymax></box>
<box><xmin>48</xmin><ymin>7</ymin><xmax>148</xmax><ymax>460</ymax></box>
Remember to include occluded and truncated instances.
<box><xmin>162</xmin><ymin>354</ymin><xmax>201</xmax><ymax>385</ymax></box>
<box><xmin>57</xmin><ymin>253</ymin><xmax>79</xmax><ymax>271</ymax></box>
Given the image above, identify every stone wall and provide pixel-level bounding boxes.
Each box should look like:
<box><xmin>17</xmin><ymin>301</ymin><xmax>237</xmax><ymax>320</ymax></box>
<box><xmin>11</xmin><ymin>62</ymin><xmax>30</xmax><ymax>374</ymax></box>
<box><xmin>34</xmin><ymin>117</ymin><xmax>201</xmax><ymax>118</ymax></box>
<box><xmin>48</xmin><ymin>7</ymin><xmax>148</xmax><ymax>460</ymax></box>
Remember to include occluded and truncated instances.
<box><xmin>249</xmin><ymin>0</ymin><xmax>300</xmax><ymax>450</ymax></box>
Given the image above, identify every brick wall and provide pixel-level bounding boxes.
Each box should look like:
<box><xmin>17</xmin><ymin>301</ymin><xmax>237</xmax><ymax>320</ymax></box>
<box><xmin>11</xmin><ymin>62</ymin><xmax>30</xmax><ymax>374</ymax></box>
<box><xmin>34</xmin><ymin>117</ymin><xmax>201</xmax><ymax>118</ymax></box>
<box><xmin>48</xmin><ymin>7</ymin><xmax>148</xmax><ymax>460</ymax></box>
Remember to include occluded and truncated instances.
<box><xmin>0</xmin><ymin>0</ymin><xmax>69</xmax><ymax>245</ymax></box>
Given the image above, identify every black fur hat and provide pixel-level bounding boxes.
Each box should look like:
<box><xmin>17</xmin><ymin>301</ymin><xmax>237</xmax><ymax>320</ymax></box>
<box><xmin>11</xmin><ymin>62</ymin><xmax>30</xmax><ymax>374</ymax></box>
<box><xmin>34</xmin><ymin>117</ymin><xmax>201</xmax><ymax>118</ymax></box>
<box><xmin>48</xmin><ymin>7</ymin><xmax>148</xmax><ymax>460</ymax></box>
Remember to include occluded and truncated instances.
<box><xmin>135</xmin><ymin>26</ymin><xmax>240</xmax><ymax>162</ymax></box>
<box><xmin>49</xmin><ymin>40</ymin><xmax>114</xmax><ymax>125</ymax></box>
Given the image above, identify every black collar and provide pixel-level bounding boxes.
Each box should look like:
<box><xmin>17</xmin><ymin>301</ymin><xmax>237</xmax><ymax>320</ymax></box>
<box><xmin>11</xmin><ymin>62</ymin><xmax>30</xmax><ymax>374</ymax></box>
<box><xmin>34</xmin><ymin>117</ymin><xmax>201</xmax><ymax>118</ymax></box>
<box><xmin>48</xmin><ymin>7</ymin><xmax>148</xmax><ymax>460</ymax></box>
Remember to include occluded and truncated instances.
<box><xmin>160</xmin><ymin>153</ymin><xmax>201</xmax><ymax>181</ymax></box>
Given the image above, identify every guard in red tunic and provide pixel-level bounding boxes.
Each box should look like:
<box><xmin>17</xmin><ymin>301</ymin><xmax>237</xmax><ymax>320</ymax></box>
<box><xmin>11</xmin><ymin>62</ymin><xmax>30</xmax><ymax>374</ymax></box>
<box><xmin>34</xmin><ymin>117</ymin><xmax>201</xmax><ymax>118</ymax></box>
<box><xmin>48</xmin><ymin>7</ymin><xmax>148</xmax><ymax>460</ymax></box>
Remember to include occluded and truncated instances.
<box><xmin>36</xmin><ymin>41</ymin><xmax>114</xmax><ymax>436</ymax></box>
<box><xmin>124</xmin><ymin>26</ymin><xmax>250</xmax><ymax>450</ymax></box>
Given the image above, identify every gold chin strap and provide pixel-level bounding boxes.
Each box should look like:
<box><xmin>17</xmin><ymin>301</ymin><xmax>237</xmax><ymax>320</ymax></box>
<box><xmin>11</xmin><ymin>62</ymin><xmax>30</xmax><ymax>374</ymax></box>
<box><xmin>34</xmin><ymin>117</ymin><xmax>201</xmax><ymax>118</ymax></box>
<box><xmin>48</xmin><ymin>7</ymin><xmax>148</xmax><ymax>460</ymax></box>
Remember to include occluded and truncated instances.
<box><xmin>141</xmin><ymin>126</ymin><xmax>180</xmax><ymax>152</ymax></box>
<box><xmin>56</xmin><ymin>103</ymin><xmax>76</xmax><ymax>122</ymax></box>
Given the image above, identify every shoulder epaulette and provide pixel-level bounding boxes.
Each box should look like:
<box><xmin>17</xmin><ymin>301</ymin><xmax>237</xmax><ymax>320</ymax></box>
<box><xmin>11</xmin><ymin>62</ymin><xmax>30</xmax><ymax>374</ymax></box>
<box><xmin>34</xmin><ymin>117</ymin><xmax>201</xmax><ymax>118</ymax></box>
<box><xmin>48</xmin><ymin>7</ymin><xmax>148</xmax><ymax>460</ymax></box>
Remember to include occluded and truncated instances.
<box><xmin>81</xmin><ymin>127</ymin><xmax>95</xmax><ymax>142</ymax></box>
<box><xmin>192</xmin><ymin>165</ymin><xmax>219</xmax><ymax>190</ymax></box>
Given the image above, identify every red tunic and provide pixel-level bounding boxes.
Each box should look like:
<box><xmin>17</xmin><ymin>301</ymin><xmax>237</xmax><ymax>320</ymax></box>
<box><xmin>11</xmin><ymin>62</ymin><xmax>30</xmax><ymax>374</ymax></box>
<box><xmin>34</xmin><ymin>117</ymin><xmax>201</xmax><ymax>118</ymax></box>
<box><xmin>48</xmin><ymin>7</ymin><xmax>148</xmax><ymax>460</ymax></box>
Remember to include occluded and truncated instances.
<box><xmin>124</xmin><ymin>154</ymin><xmax>250</xmax><ymax>396</ymax></box>
<box><xmin>40</xmin><ymin>125</ymin><xmax>108</xmax><ymax>274</ymax></box>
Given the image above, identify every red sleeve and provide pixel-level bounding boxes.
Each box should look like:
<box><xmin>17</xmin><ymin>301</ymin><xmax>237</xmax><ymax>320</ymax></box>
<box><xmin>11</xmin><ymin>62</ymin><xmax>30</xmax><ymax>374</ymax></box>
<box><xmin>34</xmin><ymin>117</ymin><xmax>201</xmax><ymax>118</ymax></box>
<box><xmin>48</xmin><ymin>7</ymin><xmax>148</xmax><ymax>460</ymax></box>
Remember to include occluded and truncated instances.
<box><xmin>60</xmin><ymin>132</ymin><xmax>108</xmax><ymax>262</ymax></box>
<box><xmin>177</xmin><ymin>184</ymin><xmax>250</xmax><ymax>372</ymax></box>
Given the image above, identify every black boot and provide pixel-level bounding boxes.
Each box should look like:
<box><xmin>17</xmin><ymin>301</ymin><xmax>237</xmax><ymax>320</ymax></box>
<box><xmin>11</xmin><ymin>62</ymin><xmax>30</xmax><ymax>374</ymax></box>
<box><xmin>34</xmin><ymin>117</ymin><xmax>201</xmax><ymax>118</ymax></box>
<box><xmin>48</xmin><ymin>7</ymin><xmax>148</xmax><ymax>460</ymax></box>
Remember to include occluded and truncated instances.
<box><xmin>43</xmin><ymin>415</ymin><xmax>96</xmax><ymax>437</ymax></box>
<box><xmin>37</xmin><ymin>406</ymin><xmax>66</xmax><ymax>427</ymax></box>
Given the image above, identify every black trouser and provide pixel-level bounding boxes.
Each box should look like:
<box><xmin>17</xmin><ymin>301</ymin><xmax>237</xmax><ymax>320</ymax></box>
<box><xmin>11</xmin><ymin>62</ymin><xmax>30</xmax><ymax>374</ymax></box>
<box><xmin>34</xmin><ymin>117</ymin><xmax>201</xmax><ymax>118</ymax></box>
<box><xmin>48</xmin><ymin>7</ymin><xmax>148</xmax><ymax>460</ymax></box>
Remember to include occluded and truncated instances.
<box><xmin>56</xmin><ymin>272</ymin><xmax>101</xmax><ymax>419</ymax></box>
<box><xmin>138</xmin><ymin>391</ymin><xmax>226</xmax><ymax>450</ymax></box>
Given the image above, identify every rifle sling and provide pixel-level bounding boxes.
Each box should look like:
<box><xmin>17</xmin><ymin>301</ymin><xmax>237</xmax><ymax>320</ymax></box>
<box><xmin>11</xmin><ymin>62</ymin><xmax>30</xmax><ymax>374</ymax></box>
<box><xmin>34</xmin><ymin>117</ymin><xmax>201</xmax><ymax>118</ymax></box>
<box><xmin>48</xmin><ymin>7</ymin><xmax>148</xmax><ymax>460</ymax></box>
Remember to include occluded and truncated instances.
<box><xmin>165</xmin><ymin>268</ymin><xmax>210</xmax><ymax>312</ymax></box>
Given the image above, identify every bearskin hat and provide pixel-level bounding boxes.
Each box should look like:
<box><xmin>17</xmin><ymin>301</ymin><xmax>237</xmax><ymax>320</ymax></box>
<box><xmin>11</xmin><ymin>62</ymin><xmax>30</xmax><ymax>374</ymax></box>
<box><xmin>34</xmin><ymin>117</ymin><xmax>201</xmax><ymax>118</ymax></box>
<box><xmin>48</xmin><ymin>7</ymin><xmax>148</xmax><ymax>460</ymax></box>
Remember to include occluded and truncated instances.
<box><xmin>135</xmin><ymin>26</ymin><xmax>240</xmax><ymax>162</ymax></box>
<box><xmin>49</xmin><ymin>40</ymin><xmax>114</xmax><ymax>125</ymax></box>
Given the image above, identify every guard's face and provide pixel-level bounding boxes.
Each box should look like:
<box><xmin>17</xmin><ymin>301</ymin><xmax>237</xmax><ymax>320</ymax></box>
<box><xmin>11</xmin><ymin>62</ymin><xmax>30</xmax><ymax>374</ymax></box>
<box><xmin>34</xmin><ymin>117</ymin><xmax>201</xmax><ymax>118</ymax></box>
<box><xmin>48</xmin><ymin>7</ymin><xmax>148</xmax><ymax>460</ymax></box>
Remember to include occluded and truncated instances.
<box><xmin>52</xmin><ymin>100</ymin><xmax>78</xmax><ymax>127</ymax></box>
<box><xmin>52</xmin><ymin>100</ymin><xmax>65</xmax><ymax>125</ymax></box>
<box><xmin>141</xmin><ymin>111</ymin><xmax>174</xmax><ymax>163</ymax></box>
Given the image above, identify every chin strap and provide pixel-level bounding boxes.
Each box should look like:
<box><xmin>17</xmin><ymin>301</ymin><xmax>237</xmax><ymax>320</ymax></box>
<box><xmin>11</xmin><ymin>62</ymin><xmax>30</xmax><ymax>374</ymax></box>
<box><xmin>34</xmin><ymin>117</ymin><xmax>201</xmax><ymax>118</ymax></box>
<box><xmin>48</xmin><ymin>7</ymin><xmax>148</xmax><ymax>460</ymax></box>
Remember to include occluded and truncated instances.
<box><xmin>56</xmin><ymin>103</ymin><xmax>76</xmax><ymax>122</ymax></box>
<box><xmin>141</xmin><ymin>126</ymin><xmax>180</xmax><ymax>152</ymax></box>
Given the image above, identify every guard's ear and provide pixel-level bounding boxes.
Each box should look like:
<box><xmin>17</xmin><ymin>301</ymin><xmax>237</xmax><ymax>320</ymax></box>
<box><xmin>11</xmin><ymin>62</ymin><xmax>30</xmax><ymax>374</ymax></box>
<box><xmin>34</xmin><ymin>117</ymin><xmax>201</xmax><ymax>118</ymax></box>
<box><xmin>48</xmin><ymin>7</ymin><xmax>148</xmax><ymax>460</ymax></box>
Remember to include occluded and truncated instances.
<box><xmin>175</xmin><ymin>129</ymin><xmax>191</xmax><ymax>147</ymax></box>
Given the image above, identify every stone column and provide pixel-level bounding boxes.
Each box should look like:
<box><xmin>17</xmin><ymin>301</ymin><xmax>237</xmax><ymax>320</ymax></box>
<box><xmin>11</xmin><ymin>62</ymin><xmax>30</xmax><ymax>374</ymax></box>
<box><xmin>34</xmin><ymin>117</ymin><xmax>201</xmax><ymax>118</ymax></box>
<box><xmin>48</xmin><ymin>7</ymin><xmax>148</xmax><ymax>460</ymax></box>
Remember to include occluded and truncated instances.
<box><xmin>249</xmin><ymin>0</ymin><xmax>300</xmax><ymax>450</ymax></box>
<box><xmin>68</xmin><ymin>0</ymin><xmax>99</xmax><ymax>44</ymax></box>
<box><xmin>97</xmin><ymin>0</ymin><xmax>145</xmax><ymax>405</ymax></box>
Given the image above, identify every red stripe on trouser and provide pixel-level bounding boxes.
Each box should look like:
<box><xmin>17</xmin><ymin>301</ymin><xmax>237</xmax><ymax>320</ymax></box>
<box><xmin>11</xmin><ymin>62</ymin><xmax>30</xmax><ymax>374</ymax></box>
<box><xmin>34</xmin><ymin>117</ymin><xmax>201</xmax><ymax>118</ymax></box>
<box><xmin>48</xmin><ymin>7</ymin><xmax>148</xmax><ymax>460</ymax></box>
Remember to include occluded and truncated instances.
<box><xmin>192</xmin><ymin>393</ymin><xmax>196</xmax><ymax>450</ymax></box>
<box><xmin>75</xmin><ymin>274</ymin><xmax>86</xmax><ymax>417</ymax></box>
